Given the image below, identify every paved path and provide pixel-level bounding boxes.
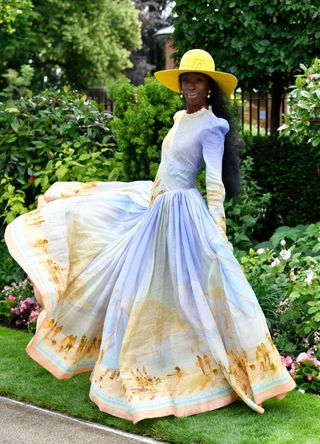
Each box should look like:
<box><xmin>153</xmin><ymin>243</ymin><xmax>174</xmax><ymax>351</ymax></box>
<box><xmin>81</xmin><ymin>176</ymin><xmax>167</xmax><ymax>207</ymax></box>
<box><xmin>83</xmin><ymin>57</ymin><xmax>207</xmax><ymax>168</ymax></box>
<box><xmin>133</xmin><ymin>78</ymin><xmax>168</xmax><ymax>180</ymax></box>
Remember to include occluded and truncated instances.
<box><xmin>0</xmin><ymin>396</ymin><xmax>167</xmax><ymax>444</ymax></box>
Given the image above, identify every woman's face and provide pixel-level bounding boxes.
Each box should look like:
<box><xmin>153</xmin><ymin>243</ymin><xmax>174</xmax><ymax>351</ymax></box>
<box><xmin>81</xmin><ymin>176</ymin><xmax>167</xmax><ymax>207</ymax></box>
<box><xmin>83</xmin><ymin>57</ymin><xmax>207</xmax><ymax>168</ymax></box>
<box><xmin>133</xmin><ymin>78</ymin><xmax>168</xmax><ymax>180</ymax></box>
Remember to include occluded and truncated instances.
<box><xmin>180</xmin><ymin>72</ymin><xmax>210</xmax><ymax>111</ymax></box>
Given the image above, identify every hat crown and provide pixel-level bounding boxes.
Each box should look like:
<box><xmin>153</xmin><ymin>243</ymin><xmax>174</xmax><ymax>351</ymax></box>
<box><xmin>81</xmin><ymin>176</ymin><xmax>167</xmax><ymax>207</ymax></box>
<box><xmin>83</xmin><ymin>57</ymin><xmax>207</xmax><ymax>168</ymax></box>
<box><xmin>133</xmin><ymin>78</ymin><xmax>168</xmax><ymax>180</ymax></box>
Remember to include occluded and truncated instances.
<box><xmin>179</xmin><ymin>49</ymin><xmax>215</xmax><ymax>72</ymax></box>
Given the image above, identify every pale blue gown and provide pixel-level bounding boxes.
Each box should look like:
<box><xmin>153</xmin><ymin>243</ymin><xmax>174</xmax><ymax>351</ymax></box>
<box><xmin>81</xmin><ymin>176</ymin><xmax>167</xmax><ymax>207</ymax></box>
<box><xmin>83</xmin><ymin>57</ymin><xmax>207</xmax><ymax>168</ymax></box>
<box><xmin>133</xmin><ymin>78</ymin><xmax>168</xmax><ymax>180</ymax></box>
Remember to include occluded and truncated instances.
<box><xmin>5</xmin><ymin>107</ymin><xmax>295</xmax><ymax>423</ymax></box>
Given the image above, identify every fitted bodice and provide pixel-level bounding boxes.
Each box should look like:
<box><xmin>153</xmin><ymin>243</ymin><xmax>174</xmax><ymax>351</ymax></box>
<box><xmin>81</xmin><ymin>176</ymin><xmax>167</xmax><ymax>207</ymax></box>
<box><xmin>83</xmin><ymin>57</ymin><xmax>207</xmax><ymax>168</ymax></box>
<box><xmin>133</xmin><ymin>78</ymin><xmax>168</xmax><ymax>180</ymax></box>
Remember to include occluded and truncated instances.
<box><xmin>150</xmin><ymin>107</ymin><xmax>229</xmax><ymax>204</ymax></box>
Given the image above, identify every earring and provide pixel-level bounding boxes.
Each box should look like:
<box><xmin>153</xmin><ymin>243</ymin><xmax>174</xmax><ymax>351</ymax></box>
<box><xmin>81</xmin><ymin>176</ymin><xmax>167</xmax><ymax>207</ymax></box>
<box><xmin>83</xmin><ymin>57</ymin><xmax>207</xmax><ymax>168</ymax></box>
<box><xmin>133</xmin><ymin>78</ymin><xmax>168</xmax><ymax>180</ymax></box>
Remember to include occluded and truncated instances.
<box><xmin>180</xmin><ymin>93</ymin><xmax>183</xmax><ymax>99</ymax></box>
<box><xmin>207</xmin><ymin>90</ymin><xmax>211</xmax><ymax>99</ymax></box>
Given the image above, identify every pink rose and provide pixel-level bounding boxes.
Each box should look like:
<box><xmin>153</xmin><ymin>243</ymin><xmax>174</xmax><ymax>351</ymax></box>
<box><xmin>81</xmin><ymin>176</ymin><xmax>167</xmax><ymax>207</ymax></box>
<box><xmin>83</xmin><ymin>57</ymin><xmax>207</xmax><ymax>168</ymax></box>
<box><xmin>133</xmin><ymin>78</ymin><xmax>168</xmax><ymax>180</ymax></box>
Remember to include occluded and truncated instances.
<box><xmin>306</xmin><ymin>374</ymin><xmax>312</xmax><ymax>382</ymax></box>
<box><xmin>7</xmin><ymin>294</ymin><xmax>16</xmax><ymax>302</ymax></box>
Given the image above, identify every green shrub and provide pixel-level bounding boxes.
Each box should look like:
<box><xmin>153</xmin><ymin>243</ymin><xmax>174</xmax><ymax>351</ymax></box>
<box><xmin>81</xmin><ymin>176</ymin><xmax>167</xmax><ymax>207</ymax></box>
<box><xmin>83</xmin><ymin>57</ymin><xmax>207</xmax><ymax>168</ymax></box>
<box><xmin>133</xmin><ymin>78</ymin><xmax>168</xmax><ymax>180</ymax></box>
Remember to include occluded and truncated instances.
<box><xmin>0</xmin><ymin>88</ymin><xmax>121</xmax><ymax>224</ymax></box>
<box><xmin>241</xmin><ymin>222</ymin><xmax>320</xmax><ymax>355</ymax></box>
<box><xmin>109</xmin><ymin>75</ymin><xmax>183</xmax><ymax>181</ymax></box>
<box><xmin>242</xmin><ymin>133</ymin><xmax>320</xmax><ymax>239</ymax></box>
<box><xmin>0</xmin><ymin>240</ymin><xmax>26</xmax><ymax>289</ymax></box>
<box><xmin>280</xmin><ymin>57</ymin><xmax>320</xmax><ymax>150</ymax></box>
<box><xmin>225</xmin><ymin>156</ymin><xmax>271</xmax><ymax>254</ymax></box>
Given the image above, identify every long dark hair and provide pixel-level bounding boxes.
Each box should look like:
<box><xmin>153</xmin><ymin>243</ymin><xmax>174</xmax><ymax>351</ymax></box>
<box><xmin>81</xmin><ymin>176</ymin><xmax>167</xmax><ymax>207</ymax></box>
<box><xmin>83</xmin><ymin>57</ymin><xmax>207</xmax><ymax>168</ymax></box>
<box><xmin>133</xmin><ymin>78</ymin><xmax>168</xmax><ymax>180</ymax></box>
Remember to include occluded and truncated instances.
<box><xmin>207</xmin><ymin>78</ymin><xmax>242</xmax><ymax>199</ymax></box>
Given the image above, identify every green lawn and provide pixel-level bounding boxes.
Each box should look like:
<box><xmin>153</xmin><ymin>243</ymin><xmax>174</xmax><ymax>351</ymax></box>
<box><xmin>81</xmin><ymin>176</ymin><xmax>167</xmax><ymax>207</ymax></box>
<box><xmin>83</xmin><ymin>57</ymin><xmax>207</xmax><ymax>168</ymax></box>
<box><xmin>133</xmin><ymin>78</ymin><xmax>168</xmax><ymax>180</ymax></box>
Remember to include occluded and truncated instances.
<box><xmin>1</xmin><ymin>326</ymin><xmax>319</xmax><ymax>444</ymax></box>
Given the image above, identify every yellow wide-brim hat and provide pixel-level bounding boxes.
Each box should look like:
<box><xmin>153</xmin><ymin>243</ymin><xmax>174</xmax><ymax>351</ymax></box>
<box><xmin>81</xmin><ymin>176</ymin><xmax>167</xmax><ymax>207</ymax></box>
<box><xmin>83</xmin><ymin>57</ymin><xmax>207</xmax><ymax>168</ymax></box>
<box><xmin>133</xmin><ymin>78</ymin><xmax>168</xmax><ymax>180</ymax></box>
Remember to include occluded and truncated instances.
<box><xmin>154</xmin><ymin>49</ymin><xmax>238</xmax><ymax>96</ymax></box>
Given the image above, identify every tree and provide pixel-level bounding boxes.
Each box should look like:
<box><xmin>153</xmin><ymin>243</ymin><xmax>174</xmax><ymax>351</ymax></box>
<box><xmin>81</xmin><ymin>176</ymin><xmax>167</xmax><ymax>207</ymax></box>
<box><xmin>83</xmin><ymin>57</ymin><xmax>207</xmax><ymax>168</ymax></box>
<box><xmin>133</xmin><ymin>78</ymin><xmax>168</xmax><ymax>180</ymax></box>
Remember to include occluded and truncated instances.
<box><xmin>172</xmin><ymin>0</ymin><xmax>320</xmax><ymax>136</ymax></box>
<box><xmin>0</xmin><ymin>0</ymin><xmax>33</xmax><ymax>33</ymax></box>
<box><xmin>125</xmin><ymin>0</ymin><xmax>173</xmax><ymax>84</ymax></box>
<box><xmin>0</xmin><ymin>0</ymin><xmax>141</xmax><ymax>91</ymax></box>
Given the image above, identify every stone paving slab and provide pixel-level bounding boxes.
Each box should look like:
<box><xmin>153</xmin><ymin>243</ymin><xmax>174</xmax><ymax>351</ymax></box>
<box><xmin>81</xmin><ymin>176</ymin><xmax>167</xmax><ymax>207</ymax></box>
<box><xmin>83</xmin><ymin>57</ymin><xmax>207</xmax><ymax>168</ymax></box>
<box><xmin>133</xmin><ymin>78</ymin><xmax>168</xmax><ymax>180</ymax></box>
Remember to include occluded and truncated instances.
<box><xmin>0</xmin><ymin>396</ymin><xmax>168</xmax><ymax>444</ymax></box>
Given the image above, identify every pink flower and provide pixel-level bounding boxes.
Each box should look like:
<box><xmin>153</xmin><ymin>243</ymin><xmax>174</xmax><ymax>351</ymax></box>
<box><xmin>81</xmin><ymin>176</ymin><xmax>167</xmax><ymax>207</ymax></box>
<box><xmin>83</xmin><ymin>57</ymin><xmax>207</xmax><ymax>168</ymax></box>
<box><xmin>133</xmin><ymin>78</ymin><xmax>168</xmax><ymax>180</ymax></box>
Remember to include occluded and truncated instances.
<box><xmin>10</xmin><ymin>307</ymin><xmax>17</xmax><ymax>313</ymax></box>
<box><xmin>284</xmin><ymin>356</ymin><xmax>293</xmax><ymax>367</ymax></box>
<box><xmin>29</xmin><ymin>310</ymin><xmax>40</xmax><ymax>322</ymax></box>
<box><xmin>289</xmin><ymin>368</ymin><xmax>296</xmax><ymax>377</ymax></box>
<box><xmin>281</xmin><ymin>355</ymin><xmax>293</xmax><ymax>367</ymax></box>
<box><xmin>298</xmin><ymin>350</ymin><xmax>320</xmax><ymax>367</ymax></box>
<box><xmin>7</xmin><ymin>294</ymin><xmax>16</xmax><ymax>302</ymax></box>
<box><xmin>29</xmin><ymin>311</ymin><xmax>39</xmax><ymax>323</ymax></box>
<box><xmin>306</xmin><ymin>374</ymin><xmax>312</xmax><ymax>381</ymax></box>
<box><xmin>24</xmin><ymin>298</ymin><xmax>34</xmax><ymax>305</ymax></box>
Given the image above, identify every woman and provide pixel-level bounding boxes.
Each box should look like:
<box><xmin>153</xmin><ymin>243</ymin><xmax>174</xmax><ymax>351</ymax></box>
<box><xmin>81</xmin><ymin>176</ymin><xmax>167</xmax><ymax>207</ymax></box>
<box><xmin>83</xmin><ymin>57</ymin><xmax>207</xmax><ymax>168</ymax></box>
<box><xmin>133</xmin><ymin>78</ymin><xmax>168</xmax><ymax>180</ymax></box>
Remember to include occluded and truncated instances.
<box><xmin>5</xmin><ymin>49</ymin><xmax>295</xmax><ymax>423</ymax></box>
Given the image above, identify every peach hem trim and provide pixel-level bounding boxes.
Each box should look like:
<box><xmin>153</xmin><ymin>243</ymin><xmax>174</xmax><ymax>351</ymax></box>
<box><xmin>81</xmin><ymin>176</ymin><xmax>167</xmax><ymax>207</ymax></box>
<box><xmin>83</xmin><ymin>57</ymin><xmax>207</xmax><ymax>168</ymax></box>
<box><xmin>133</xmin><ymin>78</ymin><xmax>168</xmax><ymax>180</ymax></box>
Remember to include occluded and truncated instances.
<box><xmin>5</xmin><ymin>225</ymin><xmax>52</xmax><ymax>311</ymax></box>
<box><xmin>253</xmin><ymin>379</ymin><xmax>296</xmax><ymax>404</ymax></box>
<box><xmin>26</xmin><ymin>340</ymin><xmax>296</xmax><ymax>422</ymax></box>
<box><xmin>89</xmin><ymin>390</ymin><xmax>239</xmax><ymax>424</ymax></box>
<box><xmin>26</xmin><ymin>343</ymin><xmax>92</xmax><ymax>380</ymax></box>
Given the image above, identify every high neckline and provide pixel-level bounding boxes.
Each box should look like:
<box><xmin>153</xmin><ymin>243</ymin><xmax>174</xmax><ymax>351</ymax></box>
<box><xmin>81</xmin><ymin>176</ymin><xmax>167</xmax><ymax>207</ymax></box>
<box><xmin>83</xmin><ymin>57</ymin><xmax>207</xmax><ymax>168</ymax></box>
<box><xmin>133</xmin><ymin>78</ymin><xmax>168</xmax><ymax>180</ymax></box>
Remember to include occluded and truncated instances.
<box><xmin>183</xmin><ymin>106</ymin><xmax>212</xmax><ymax>118</ymax></box>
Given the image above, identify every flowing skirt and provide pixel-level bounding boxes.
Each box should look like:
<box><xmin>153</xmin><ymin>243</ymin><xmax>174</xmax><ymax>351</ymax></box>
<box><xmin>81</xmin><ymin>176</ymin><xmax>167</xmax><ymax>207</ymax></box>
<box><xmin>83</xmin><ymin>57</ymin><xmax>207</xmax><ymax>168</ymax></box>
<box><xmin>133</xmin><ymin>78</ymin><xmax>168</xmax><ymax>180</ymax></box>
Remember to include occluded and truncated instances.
<box><xmin>5</xmin><ymin>180</ymin><xmax>295</xmax><ymax>423</ymax></box>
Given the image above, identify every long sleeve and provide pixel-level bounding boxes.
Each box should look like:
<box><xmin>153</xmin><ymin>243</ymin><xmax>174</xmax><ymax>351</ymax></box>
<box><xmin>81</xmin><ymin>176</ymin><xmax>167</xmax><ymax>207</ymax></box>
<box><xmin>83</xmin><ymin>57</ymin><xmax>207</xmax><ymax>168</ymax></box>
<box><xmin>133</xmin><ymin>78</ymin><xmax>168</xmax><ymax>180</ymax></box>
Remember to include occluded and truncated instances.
<box><xmin>201</xmin><ymin>119</ymin><xmax>229</xmax><ymax>239</ymax></box>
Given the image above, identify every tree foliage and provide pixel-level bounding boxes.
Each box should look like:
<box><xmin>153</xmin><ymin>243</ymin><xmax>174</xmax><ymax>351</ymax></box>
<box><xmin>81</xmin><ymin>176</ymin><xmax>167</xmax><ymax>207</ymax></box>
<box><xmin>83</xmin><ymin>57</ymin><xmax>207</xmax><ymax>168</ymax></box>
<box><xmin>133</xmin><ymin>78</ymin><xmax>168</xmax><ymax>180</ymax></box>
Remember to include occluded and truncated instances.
<box><xmin>0</xmin><ymin>0</ymin><xmax>142</xmax><ymax>91</ymax></box>
<box><xmin>0</xmin><ymin>0</ymin><xmax>33</xmax><ymax>33</ymax></box>
<box><xmin>172</xmin><ymin>0</ymin><xmax>320</xmax><ymax>135</ymax></box>
<box><xmin>126</xmin><ymin>0</ymin><xmax>173</xmax><ymax>84</ymax></box>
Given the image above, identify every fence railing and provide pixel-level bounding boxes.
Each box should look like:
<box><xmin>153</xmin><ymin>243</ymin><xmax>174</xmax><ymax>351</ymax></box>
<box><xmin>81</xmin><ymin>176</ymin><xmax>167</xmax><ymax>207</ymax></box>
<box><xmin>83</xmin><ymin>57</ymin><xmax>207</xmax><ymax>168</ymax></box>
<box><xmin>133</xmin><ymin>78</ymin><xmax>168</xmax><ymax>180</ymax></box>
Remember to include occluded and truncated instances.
<box><xmin>88</xmin><ymin>87</ymin><xmax>114</xmax><ymax>114</ymax></box>
<box><xmin>88</xmin><ymin>87</ymin><xmax>287</xmax><ymax>136</ymax></box>
<box><xmin>234</xmin><ymin>91</ymin><xmax>287</xmax><ymax>135</ymax></box>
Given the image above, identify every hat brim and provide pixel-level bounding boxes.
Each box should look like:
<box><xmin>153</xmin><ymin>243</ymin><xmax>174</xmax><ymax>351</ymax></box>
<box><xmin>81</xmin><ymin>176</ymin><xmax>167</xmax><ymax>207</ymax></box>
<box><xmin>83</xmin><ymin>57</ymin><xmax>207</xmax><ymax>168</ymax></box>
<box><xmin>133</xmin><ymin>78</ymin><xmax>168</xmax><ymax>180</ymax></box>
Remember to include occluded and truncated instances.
<box><xmin>154</xmin><ymin>69</ymin><xmax>238</xmax><ymax>96</ymax></box>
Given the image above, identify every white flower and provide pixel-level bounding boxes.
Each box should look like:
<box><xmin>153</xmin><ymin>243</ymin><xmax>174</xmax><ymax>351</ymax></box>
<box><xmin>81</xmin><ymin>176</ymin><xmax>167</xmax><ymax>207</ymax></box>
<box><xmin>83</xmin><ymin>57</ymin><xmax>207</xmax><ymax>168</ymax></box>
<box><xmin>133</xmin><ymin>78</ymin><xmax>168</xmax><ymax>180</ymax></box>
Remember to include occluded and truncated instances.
<box><xmin>305</xmin><ymin>271</ymin><xmax>314</xmax><ymax>286</ymax></box>
<box><xmin>280</xmin><ymin>249</ymin><xmax>291</xmax><ymax>261</ymax></box>
<box><xmin>277</xmin><ymin>124</ymin><xmax>288</xmax><ymax>131</ymax></box>
<box><xmin>289</xmin><ymin>271</ymin><xmax>296</xmax><ymax>281</ymax></box>
<box><xmin>271</xmin><ymin>258</ymin><xmax>280</xmax><ymax>267</ymax></box>
<box><xmin>297</xmin><ymin>352</ymin><xmax>308</xmax><ymax>362</ymax></box>
<box><xmin>256</xmin><ymin>248</ymin><xmax>265</xmax><ymax>255</ymax></box>
<box><xmin>280</xmin><ymin>239</ymin><xmax>286</xmax><ymax>246</ymax></box>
